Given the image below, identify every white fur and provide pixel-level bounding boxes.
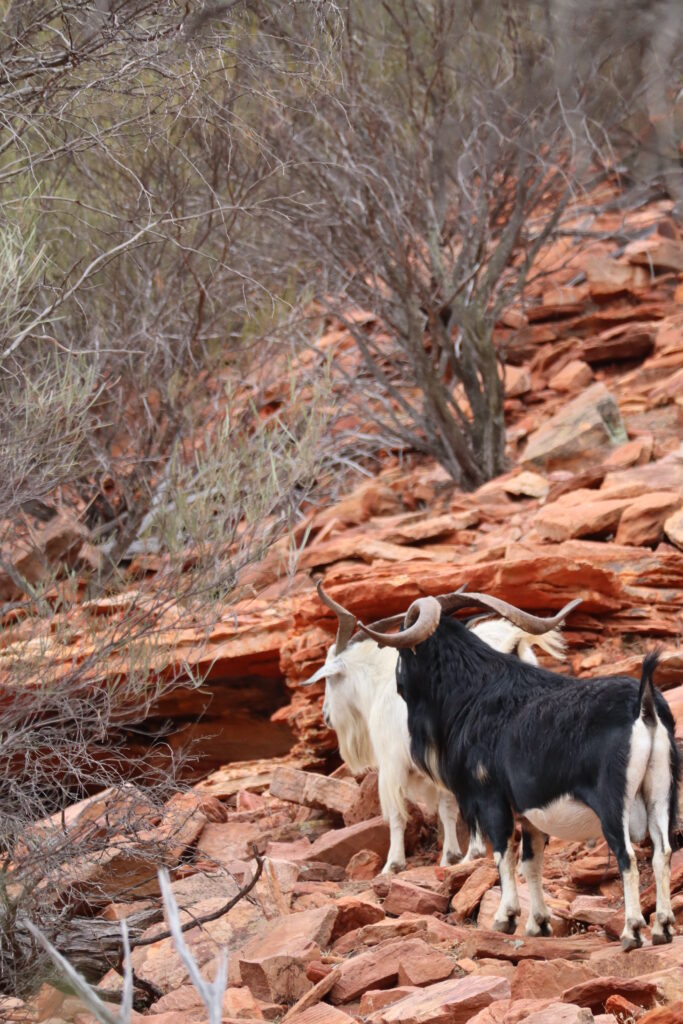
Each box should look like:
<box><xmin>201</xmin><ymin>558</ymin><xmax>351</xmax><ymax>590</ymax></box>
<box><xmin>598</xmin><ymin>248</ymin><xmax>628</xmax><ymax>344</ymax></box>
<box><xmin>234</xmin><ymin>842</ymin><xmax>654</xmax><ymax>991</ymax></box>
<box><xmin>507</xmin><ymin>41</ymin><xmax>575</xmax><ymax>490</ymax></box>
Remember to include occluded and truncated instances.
<box><xmin>311</xmin><ymin>621</ymin><xmax>564</xmax><ymax>873</ymax></box>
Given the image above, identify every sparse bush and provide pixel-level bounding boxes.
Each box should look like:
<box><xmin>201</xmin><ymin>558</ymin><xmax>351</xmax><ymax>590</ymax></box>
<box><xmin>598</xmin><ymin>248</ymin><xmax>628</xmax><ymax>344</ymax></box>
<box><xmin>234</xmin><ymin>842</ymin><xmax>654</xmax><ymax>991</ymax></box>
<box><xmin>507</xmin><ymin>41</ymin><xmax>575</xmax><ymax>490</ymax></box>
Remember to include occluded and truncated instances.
<box><xmin>271</xmin><ymin>0</ymin><xmax>682</xmax><ymax>486</ymax></box>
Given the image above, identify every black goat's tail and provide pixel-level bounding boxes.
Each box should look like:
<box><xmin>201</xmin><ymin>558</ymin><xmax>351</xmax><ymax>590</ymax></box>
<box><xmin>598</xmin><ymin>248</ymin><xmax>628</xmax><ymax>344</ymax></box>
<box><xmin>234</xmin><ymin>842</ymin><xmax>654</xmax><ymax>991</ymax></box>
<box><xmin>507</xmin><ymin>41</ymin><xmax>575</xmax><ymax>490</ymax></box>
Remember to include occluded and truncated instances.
<box><xmin>638</xmin><ymin>650</ymin><xmax>660</xmax><ymax>725</ymax></box>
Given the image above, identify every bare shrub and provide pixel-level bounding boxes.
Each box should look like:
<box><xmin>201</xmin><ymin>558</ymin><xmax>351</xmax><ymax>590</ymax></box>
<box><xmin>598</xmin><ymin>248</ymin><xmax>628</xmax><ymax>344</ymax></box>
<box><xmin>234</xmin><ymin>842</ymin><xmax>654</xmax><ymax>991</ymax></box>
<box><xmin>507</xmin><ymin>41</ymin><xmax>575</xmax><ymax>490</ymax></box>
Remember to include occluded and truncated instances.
<box><xmin>26</xmin><ymin>866</ymin><xmax>241</xmax><ymax>1023</ymax></box>
<box><xmin>270</xmin><ymin>0</ymin><xmax>682</xmax><ymax>486</ymax></box>
<box><xmin>0</xmin><ymin>2</ymin><xmax>350</xmax><ymax>994</ymax></box>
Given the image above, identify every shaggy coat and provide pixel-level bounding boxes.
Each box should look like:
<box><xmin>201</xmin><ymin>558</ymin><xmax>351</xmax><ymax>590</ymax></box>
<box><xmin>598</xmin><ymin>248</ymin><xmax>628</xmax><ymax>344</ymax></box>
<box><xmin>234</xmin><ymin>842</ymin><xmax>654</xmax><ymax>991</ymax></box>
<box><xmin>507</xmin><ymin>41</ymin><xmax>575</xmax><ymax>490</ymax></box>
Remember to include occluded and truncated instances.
<box><xmin>310</xmin><ymin>618</ymin><xmax>564</xmax><ymax>872</ymax></box>
<box><xmin>395</xmin><ymin>616</ymin><xmax>679</xmax><ymax>948</ymax></box>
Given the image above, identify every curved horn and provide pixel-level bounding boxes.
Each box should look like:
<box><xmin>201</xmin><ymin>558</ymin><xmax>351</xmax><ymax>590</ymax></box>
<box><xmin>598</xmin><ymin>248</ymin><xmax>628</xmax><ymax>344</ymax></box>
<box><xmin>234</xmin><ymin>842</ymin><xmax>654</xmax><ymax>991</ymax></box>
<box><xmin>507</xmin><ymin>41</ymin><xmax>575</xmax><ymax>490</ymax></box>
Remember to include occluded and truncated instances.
<box><xmin>347</xmin><ymin>583</ymin><xmax>468</xmax><ymax>646</ymax></box>
<box><xmin>316</xmin><ymin>580</ymin><xmax>357</xmax><ymax>653</ymax></box>
<box><xmin>359</xmin><ymin>596</ymin><xmax>442</xmax><ymax>649</ymax></box>
<box><xmin>437</xmin><ymin>590</ymin><xmax>582</xmax><ymax>634</ymax></box>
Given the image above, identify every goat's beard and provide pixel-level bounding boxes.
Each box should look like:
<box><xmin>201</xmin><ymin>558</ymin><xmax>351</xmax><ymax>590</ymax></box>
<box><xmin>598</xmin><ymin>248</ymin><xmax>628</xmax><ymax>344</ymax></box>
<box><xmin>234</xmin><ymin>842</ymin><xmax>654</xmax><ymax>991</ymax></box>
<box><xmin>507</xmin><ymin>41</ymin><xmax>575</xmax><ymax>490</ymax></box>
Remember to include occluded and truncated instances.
<box><xmin>332</xmin><ymin>704</ymin><xmax>375</xmax><ymax>774</ymax></box>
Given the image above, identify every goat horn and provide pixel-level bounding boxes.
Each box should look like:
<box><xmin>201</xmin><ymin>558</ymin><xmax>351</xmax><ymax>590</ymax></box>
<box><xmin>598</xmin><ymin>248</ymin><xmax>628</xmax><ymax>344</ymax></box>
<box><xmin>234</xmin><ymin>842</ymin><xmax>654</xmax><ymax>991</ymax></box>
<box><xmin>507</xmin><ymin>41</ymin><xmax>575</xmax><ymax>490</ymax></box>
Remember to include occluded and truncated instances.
<box><xmin>359</xmin><ymin>596</ymin><xmax>442</xmax><ymax>649</ymax></box>
<box><xmin>437</xmin><ymin>591</ymin><xmax>582</xmax><ymax>634</ymax></box>
<box><xmin>347</xmin><ymin>583</ymin><xmax>468</xmax><ymax>646</ymax></box>
<box><xmin>316</xmin><ymin>580</ymin><xmax>357</xmax><ymax>653</ymax></box>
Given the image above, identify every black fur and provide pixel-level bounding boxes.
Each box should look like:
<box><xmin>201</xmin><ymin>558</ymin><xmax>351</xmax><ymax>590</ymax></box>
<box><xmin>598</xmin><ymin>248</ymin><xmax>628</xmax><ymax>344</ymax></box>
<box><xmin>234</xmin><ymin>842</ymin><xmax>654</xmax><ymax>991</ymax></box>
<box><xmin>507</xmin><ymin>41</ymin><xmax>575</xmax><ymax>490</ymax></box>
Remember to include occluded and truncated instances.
<box><xmin>396</xmin><ymin>617</ymin><xmax>680</xmax><ymax>874</ymax></box>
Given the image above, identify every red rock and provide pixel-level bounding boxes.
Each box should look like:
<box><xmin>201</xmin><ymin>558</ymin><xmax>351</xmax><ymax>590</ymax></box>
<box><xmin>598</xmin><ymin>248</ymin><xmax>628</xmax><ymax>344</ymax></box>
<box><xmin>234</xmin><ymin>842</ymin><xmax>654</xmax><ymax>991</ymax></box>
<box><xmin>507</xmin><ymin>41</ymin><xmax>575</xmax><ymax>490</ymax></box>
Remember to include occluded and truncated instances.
<box><xmin>299</xmin><ymin>862</ymin><xmax>345</xmax><ymax>883</ymax></box>
<box><xmin>384</xmin><ymin>879</ymin><xmax>450</xmax><ymax>917</ymax></box>
<box><xmin>664</xmin><ymin>507</ymin><xmax>683</xmax><ymax>550</ymax></box>
<box><xmin>306</xmin><ymin>962</ymin><xmax>333</xmax><ymax>983</ymax></box>
<box><xmin>346</xmin><ymin>849</ymin><xmax>384</xmax><ymax>880</ymax></box>
<box><xmin>549</xmin><ymin>360</ymin><xmax>593</xmax><ymax>393</ymax></box>
<box><xmin>568</xmin><ymin>895</ymin><xmax>614</xmax><ymax>927</ymax></box>
<box><xmin>395</xmin><ymin>867</ymin><xmax>444</xmax><ymax>892</ymax></box>
<box><xmin>589</xmin><ymin>936</ymin><xmax>683</xmax><ymax>978</ymax></box>
<box><xmin>562</xmin><ymin>976</ymin><xmax>658</xmax><ymax>1013</ymax></box>
<box><xmin>196</xmin><ymin>820</ymin><xmax>262</xmax><ymax>865</ymax></box>
<box><xmin>286</xmin><ymin>1006</ymin><xmax>357</xmax><ymax>1024</ymax></box>
<box><xmin>502</xmin><ymin>471</ymin><xmax>549</xmax><ymax>499</ymax></box>
<box><xmin>602</xmin><ymin>436</ymin><xmax>653</xmax><ymax>470</ymax></box>
<box><xmin>332</xmin><ymin>917</ymin><xmax>431</xmax><ymax>955</ymax></box>
<box><xmin>637</xmin><ymin>1004</ymin><xmax>683</xmax><ymax>1024</ymax></box>
<box><xmin>343</xmin><ymin>771</ymin><xmax>382</xmax><ymax>826</ymax></box>
<box><xmin>505</xmin><ymin>365</ymin><xmax>532</xmax><ymax>397</ymax></box>
<box><xmin>269</xmin><ymin>767</ymin><xmax>361</xmax><ymax>817</ymax></box>
<box><xmin>267</xmin><ymin>838</ymin><xmax>313</xmax><ymax>861</ymax></box>
<box><xmin>239</xmin><ymin>905</ymin><xmax>338</xmax><ymax>1002</ymax></box>
<box><xmin>528</xmin><ymin>302</ymin><xmax>584</xmax><ymax>321</ymax></box>
<box><xmin>460</xmin><ymin>928</ymin><xmax>605</xmax><ymax>962</ymax></box>
<box><xmin>329</xmin><ymin>938</ymin><xmax>452</xmax><ymax>1004</ymax></box>
<box><xmin>379</xmin><ymin>514</ymin><xmax>471</xmax><ymax>546</ymax></box>
<box><xmin>360</xmin><ymin>989</ymin><xmax>420</xmax><ymax>1015</ymax></box>
<box><xmin>600</xmin><ymin>449</ymin><xmax>683</xmax><ymax>500</ymax></box>
<box><xmin>284</xmin><ymin>967</ymin><xmax>342</xmax><ymax>1022</ymax></box>
<box><xmin>534</xmin><ymin>491</ymin><xmax>630</xmax><ymax>542</ymax></box>
<box><xmin>223</xmin><ymin>987</ymin><xmax>266</xmax><ymax>1018</ymax></box>
<box><xmin>101</xmin><ymin>898</ymin><xmax>156</xmax><ymax>921</ymax></box>
<box><xmin>581</xmin><ymin>327</ymin><xmax>654</xmax><ymax>364</ymax></box>
<box><xmin>372</xmin><ymin>976</ymin><xmax>511</xmax><ymax>1024</ymax></box>
<box><xmin>330</xmin><ymin>892</ymin><xmax>385</xmax><ymax>940</ymax></box>
<box><xmin>437</xmin><ymin>858</ymin><xmax>488</xmax><ymax>896</ymax></box>
<box><xmin>519</xmin><ymin>1004</ymin><xmax>594</xmax><ymax>1024</ymax></box>
<box><xmin>615</xmin><ymin>491</ymin><xmax>682</xmax><ymax>546</ymax></box>
<box><xmin>307</xmin><ymin>816</ymin><xmax>390</xmax><ymax>867</ymax></box>
<box><xmin>466</xmin><ymin>997</ymin><xmax>556</xmax><ymax>1024</ymax></box>
<box><xmin>629</xmin><ymin>239</ymin><xmax>683</xmax><ymax>272</ymax></box>
<box><xmin>397</xmin><ymin>946</ymin><xmax>454</xmax><ymax>987</ymax></box>
<box><xmin>509</xmin><ymin>959</ymin><xmax>596</xmax><ymax>1001</ymax></box>
<box><xmin>568</xmin><ymin>853</ymin><xmax>619</xmax><ymax>886</ymax></box>
<box><xmin>523</xmin><ymin>383</ymin><xmax>627</xmax><ymax>472</ymax></box>
<box><xmin>603</xmin><ymin>994</ymin><xmax>644</xmax><ymax>1020</ymax></box>
<box><xmin>639</xmin><ymin>965</ymin><xmax>683</xmax><ymax>1005</ymax></box>
<box><xmin>237</xmin><ymin>790</ymin><xmax>267</xmax><ymax>812</ymax></box>
<box><xmin>448</xmin><ymin>865</ymin><xmax>499</xmax><ymax>921</ymax></box>
<box><xmin>584</xmin><ymin>254</ymin><xmax>648</xmax><ymax>297</ymax></box>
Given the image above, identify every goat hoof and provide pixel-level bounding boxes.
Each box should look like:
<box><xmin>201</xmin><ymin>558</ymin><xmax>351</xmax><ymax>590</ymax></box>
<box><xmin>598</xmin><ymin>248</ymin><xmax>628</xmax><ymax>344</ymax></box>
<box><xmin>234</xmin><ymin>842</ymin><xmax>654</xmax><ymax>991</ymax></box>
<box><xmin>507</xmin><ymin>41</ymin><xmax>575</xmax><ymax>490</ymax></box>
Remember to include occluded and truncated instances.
<box><xmin>383</xmin><ymin>861</ymin><xmax>405</xmax><ymax>874</ymax></box>
<box><xmin>442</xmin><ymin>850</ymin><xmax>462</xmax><ymax>866</ymax></box>
<box><xmin>493</xmin><ymin>915</ymin><xmax>518</xmax><ymax>935</ymax></box>
<box><xmin>621</xmin><ymin>929</ymin><xmax>643</xmax><ymax>952</ymax></box>
<box><xmin>526</xmin><ymin>916</ymin><xmax>552</xmax><ymax>937</ymax></box>
<box><xmin>652</xmin><ymin>924</ymin><xmax>673</xmax><ymax>945</ymax></box>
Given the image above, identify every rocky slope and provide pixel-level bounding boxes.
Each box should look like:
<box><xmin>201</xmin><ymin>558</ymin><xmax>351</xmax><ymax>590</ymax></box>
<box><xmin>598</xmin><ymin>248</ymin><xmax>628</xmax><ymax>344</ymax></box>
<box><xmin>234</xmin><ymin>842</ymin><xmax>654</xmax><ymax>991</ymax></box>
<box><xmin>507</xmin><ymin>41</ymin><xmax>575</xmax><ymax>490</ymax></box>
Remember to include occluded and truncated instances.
<box><xmin>3</xmin><ymin>196</ymin><xmax>683</xmax><ymax>1024</ymax></box>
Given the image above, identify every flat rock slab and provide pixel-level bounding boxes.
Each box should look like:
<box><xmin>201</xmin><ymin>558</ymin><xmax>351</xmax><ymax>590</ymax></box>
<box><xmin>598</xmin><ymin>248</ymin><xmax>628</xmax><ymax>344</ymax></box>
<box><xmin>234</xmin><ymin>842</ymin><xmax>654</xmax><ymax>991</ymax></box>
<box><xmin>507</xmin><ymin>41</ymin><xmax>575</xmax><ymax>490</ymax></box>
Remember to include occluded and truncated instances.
<box><xmin>332</xmin><ymin>917</ymin><xmax>431</xmax><ymax>955</ymax></box>
<box><xmin>562</xmin><ymin>975</ymin><xmax>658</xmax><ymax>1012</ymax></box>
<box><xmin>360</xmin><ymin>988</ymin><xmax>420</xmax><ymax>1015</ymax></box>
<box><xmin>615</xmin><ymin>491</ymin><xmax>682</xmax><ymax>546</ymax></box>
<box><xmin>239</xmin><ymin>905</ymin><xmax>338</xmax><ymax>1002</ymax></box>
<box><xmin>519</xmin><ymin>1004</ymin><xmax>594</xmax><ymax>1024</ymax></box>
<box><xmin>437</xmin><ymin>858</ymin><xmax>489</xmax><ymax>896</ymax></box>
<box><xmin>523</xmin><ymin>383</ymin><xmax>627</xmax><ymax>472</ymax></box>
<box><xmin>270</xmin><ymin>767</ymin><xmax>361</xmax><ymax>817</ymax></box>
<box><xmin>449</xmin><ymin>865</ymin><xmax>499</xmax><ymax>921</ymax></box>
<box><xmin>509</xmin><ymin>958</ymin><xmax>597</xmax><ymax>1001</ymax></box>
<box><xmin>371</xmin><ymin>975</ymin><xmax>511</xmax><ymax>1024</ymax></box>
<box><xmin>638</xmin><ymin>1001</ymin><xmax>683</xmax><ymax>1024</ymax></box>
<box><xmin>330</xmin><ymin>892</ymin><xmax>385</xmax><ymax>940</ymax></box>
<box><xmin>568</xmin><ymin>896</ymin><xmax>614</xmax><ymax>927</ymax></box>
<box><xmin>460</xmin><ymin>928</ymin><xmax>606</xmax><ymax>963</ymax></box>
<box><xmin>384</xmin><ymin>879</ymin><xmax>450</xmax><ymax>917</ymax></box>
<box><xmin>196</xmin><ymin>820</ymin><xmax>263</xmax><ymax>865</ymax></box>
<box><xmin>286</xmin><ymin>1005</ymin><xmax>357</xmax><ymax>1024</ymax></box>
<box><xmin>329</xmin><ymin>938</ymin><xmax>453</xmax><ymax>1004</ymax></box>
<box><xmin>307</xmin><ymin>816</ymin><xmax>390</xmax><ymax>867</ymax></box>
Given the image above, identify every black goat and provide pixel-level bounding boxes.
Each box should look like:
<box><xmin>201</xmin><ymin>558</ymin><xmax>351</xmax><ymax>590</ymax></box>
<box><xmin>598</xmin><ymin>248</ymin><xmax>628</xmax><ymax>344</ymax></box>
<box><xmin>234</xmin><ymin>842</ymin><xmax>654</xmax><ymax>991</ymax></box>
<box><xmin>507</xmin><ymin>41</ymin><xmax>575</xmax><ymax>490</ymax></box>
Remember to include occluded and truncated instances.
<box><xmin>355</xmin><ymin>590</ymin><xmax>679</xmax><ymax>951</ymax></box>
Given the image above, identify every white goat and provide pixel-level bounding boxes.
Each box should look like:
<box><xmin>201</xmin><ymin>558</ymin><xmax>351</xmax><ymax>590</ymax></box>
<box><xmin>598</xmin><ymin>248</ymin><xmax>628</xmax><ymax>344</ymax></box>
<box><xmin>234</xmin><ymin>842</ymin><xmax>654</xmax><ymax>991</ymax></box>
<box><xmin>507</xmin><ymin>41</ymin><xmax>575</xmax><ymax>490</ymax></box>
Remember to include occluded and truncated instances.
<box><xmin>304</xmin><ymin>585</ymin><xmax>565</xmax><ymax>873</ymax></box>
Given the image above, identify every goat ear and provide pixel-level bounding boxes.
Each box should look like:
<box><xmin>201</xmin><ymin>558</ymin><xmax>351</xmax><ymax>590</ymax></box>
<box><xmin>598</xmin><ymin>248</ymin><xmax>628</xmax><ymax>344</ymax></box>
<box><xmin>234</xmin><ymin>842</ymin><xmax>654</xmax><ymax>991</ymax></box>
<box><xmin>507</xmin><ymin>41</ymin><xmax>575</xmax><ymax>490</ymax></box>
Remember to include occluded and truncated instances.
<box><xmin>300</xmin><ymin>664</ymin><xmax>331</xmax><ymax>686</ymax></box>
